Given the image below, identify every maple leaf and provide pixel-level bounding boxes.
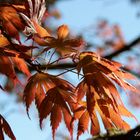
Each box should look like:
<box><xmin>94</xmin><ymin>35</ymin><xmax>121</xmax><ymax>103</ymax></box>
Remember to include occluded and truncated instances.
<box><xmin>0</xmin><ymin>4</ymin><xmax>25</xmax><ymax>42</ymax></box>
<box><xmin>0</xmin><ymin>34</ymin><xmax>18</xmax><ymax>57</ymax></box>
<box><xmin>23</xmin><ymin>73</ymin><xmax>49</xmax><ymax>114</ymax></box>
<box><xmin>0</xmin><ymin>56</ymin><xmax>19</xmax><ymax>85</ymax></box>
<box><xmin>0</xmin><ymin>0</ymin><xmax>50</xmax><ymax>45</ymax></box>
<box><xmin>0</xmin><ymin>114</ymin><xmax>16</xmax><ymax>140</ymax></box>
<box><xmin>39</xmin><ymin>86</ymin><xmax>76</xmax><ymax>139</ymax></box>
<box><xmin>0</xmin><ymin>55</ymin><xmax>30</xmax><ymax>89</ymax></box>
<box><xmin>23</xmin><ymin>72</ymin><xmax>76</xmax><ymax>112</ymax></box>
<box><xmin>11</xmin><ymin>57</ymin><xmax>30</xmax><ymax>77</ymax></box>
<box><xmin>0</xmin><ymin>31</ymin><xmax>31</xmax><ymax>77</ymax></box>
<box><xmin>42</xmin><ymin>24</ymin><xmax>83</xmax><ymax>57</ymax></box>
<box><xmin>0</xmin><ymin>31</ymin><xmax>38</xmax><ymax>61</ymax></box>
<box><xmin>19</xmin><ymin>0</ymin><xmax>50</xmax><ymax>44</ymax></box>
<box><xmin>72</xmin><ymin>102</ymin><xmax>100</xmax><ymax>140</ymax></box>
<box><xmin>18</xmin><ymin>0</ymin><xmax>83</xmax><ymax>56</ymax></box>
<box><xmin>0</xmin><ymin>33</ymin><xmax>10</xmax><ymax>48</ymax></box>
<box><xmin>78</xmin><ymin>52</ymin><xmax>138</xmax><ymax>93</ymax></box>
<box><xmin>73</xmin><ymin>51</ymin><xmax>138</xmax><ymax>139</ymax></box>
<box><xmin>24</xmin><ymin>72</ymin><xmax>76</xmax><ymax>139</ymax></box>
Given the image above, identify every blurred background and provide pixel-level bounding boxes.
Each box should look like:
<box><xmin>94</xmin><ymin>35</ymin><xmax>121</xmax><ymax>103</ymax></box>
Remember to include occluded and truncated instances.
<box><xmin>1</xmin><ymin>0</ymin><xmax>140</xmax><ymax>139</ymax></box>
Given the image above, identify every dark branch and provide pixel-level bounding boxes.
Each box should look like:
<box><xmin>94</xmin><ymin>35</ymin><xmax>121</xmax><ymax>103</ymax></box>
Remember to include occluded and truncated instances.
<box><xmin>105</xmin><ymin>36</ymin><xmax>140</xmax><ymax>59</ymax></box>
<box><xmin>90</xmin><ymin>125</ymin><xmax>140</xmax><ymax>140</ymax></box>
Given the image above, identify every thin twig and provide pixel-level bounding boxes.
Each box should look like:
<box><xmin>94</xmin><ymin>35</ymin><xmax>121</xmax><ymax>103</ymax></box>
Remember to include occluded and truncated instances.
<box><xmin>32</xmin><ymin>35</ymin><xmax>140</xmax><ymax>70</ymax></box>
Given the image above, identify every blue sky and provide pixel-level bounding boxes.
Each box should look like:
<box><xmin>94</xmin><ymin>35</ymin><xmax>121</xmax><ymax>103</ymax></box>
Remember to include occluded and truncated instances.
<box><xmin>1</xmin><ymin>0</ymin><xmax>140</xmax><ymax>140</ymax></box>
<box><xmin>56</xmin><ymin>0</ymin><xmax>140</xmax><ymax>41</ymax></box>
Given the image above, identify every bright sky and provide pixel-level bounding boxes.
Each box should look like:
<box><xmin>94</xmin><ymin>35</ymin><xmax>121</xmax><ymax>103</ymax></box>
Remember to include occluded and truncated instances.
<box><xmin>56</xmin><ymin>0</ymin><xmax>140</xmax><ymax>42</ymax></box>
<box><xmin>1</xmin><ymin>0</ymin><xmax>140</xmax><ymax>140</ymax></box>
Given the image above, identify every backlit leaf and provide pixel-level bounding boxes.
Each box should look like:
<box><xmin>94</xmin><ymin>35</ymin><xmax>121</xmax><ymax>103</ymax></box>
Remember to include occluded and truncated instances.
<box><xmin>73</xmin><ymin>51</ymin><xmax>138</xmax><ymax>138</ymax></box>
<box><xmin>39</xmin><ymin>84</ymin><xmax>76</xmax><ymax>139</ymax></box>
<box><xmin>57</xmin><ymin>25</ymin><xmax>69</xmax><ymax>40</ymax></box>
<box><xmin>0</xmin><ymin>114</ymin><xmax>16</xmax><ymax>140</ymax></box>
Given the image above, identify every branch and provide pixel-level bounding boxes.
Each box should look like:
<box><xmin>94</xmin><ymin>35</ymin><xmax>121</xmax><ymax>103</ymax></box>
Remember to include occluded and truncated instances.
<box><xmin>105</xmin><ymin>36</ymin><xmax>140</xmax><ymax>59</ymax></box>
<box><xmin>90</xmin><ymin>125</ymin><xmax>140</xmax><ymax>140</ymax></box>
<box><xmin>39</xmin><ymin>35</ymin><xmax>140</xmax><ymax>70</ymax></box>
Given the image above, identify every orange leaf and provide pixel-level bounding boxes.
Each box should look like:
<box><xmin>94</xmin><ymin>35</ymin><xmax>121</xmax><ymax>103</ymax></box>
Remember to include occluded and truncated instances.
<box><xmin>51</xmin><ymin>104</ymin><xmax>62</xmax><ymax>139</ymax></box>
<box><xmin>0</xmin><ymin>6</ymin><xmax>24</xmax><ymax>41</ymax></box>
<box><xmin>12</xmin><ymin>57</ymin><xmax>30</xmax><ymax>76</ymax></box>
<box><xmin>0</xmin><ymin>114</ymin><xmax>16</xmax><ymax>140</ymax></box>
<box><xmin>109</xmin><ymin>108</ymin><xmax>131</xmax><ymax>131</ymax></box>
<box><xmin>75</xmin><ymin>51</ymin><xmax>138</xmax><ymax>137</ymax></box>
<box><xmin>118</xmin><ymin>105</ymin><xmax>138</xmax><ymax>122</ymax></box>
<box><xmin>24</xmin><ymin>72</ymin><xmax>75</xmax><ymax>139</ymax></box>
<box><xmin>24</xmin><ymin>73</ymin><xmax>53</xmax><ymax>114</ymax></box>
<box><xmin>39</xmin><ymin>86</ymin><xmax>74</xmax><ymax>139</ymax></box>
<box><xmin>39</xmin><ymin>95</ymin><xmax>54</xmax><ymax>128</ymax></box>
<box><xmin>77</xmin><ymin>111</ymin><xmax>89</xmax><ymax>140</ymax></box>
<box><xmin>73</xmin><ymin>106</ymin><xmax>86</xmax><ymax>120</ymax></box>
<box><xmin>0</xmin><ymin>35</ymin><xmax>10</xmax><ymax>48</ymax></box>
<box><xmin>90</xmin><ymin>112</ymin><xmax>100</xmax><ymax>135</ymax></box>
<box><xmin>57</xmin><ymin>25</ymin><xmax>69</xmax><ymax>40</ymax></box>
<box><xmin>62</xmin><ymin>106</ymin><xmax>73</xmax><ymax>137</ymax></box>
<box><xmin>33</xmin><ymin>21</ymin><xmax>50</xmax><ymax>38</ymax></box>
<box><xmin>0</xmin><ymin>56</ymin><xmax>19</xmax><ymax>85</ymax></box>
